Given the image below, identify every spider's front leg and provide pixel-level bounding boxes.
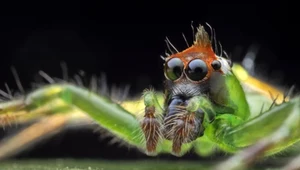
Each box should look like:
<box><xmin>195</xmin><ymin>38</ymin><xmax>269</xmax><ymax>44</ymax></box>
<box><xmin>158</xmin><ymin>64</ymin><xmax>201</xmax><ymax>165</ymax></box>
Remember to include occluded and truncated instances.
<box><xmin>0</xmin><ymin>83</ymin><xmax>149</xmax><ymax>159</ymax></box>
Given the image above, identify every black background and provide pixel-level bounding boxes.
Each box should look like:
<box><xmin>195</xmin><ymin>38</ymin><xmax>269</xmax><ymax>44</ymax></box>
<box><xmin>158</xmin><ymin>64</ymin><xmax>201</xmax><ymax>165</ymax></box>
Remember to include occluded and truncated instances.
<box><xmin>0</xmin><ymin>1</ymin><xmax>297</xmax><ymax>160</ymax></box>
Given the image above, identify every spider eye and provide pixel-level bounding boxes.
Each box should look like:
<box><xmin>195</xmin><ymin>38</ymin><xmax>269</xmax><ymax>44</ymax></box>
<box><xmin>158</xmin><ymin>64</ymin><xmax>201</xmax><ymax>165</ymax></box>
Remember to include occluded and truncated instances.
<box><xmin>211</xmin><ymin>60</ymin><xmax>221</xmax><ymax>70</ymax></box>
<box><xmin>227</xmin><ymin>59</ymin><xmax>233</xmax><ymax>67</ymax></box>
<box><xmin>164</xmin><ymin>58</ymin><xmax>184</xmax><ymax>81</ymax></box>
<box><xmin>185</xmin><ymin>59</ymin><xmax>208</xmax><ymax>81</ymax></box>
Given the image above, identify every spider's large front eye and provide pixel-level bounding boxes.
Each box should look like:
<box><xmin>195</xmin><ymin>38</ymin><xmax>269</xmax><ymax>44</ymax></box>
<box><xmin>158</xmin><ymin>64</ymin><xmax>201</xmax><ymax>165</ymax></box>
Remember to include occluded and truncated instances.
<box><xmin>185</xmin><ymin>59</ymin><xmax>208</xmax><ymax>81</ymax></box>
<box><xmin>164</xmin><ymin>58</ymin><xmax>184</xmax><ymax>81</ymax></box>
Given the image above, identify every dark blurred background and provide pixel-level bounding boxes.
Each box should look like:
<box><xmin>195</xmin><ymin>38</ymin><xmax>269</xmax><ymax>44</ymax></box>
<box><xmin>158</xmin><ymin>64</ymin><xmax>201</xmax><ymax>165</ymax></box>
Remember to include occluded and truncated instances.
<box><xmin>0</xmin><ymin>1</ymin><xmax>296</xmax><ymax>160</ymax></box>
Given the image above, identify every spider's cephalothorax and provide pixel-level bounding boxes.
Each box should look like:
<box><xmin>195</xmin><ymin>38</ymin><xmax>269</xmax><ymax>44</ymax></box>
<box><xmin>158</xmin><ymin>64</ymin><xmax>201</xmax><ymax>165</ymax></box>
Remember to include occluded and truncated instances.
<box><xmin>141</xmin><ymin>25</ymin><xmax>235</xmax><ymax>156</ymax></box>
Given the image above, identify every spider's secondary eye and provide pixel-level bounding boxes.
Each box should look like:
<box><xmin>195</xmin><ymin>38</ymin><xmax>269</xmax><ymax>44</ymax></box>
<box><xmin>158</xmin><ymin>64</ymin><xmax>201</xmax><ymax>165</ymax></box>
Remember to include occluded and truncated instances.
<box><xmin>211</xmin><ymin>60</ymin><xmax>221</xmax><ymax>70</ymax></box>
<box><xmin>164</xmin><ymin>58</ymin><xmax>184</xmax><ymax>81</ymax></box>
<box><xmin>227</xmin><ymin>59</ymin><xmax>233</xmax><ymax>67</ymax></box>
<box><xmin>185</xmin><ymin>59</ymin><xmax>208</xmax><ymax>81</ymax></box>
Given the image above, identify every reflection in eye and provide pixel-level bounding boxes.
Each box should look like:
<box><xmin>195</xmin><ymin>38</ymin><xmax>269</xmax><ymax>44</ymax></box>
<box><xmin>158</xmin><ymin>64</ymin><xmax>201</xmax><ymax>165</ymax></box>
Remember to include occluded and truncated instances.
<box><xmin>164</xmin><ymin>58</ymin><xmax>184</xmax><ymax>81</ymax></box>
<box><xmin>185</xmin><ymin>59</ymin><xmax>208</xmax><ymax>81</ymax></box>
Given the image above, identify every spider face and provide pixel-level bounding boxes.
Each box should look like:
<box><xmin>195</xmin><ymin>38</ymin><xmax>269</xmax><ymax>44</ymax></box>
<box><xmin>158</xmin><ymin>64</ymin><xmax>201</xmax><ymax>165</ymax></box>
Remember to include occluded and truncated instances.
<box><xmin>161</xmin><ymin>26</ymin><xmax>232</xmax><ymax>153</ymax></box>
<box><xmin>162</xmin><ymin>51</ymin><xmax>219</xmax><ymax>150</ymax></box>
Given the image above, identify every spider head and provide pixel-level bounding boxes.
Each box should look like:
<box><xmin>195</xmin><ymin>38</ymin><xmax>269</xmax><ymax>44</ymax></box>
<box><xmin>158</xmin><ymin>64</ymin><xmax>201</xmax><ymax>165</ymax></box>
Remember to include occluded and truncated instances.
<box><xmin>161</xmin><ymin>25</ymin><xmax>232</xmax><ymax>155</ymax></box>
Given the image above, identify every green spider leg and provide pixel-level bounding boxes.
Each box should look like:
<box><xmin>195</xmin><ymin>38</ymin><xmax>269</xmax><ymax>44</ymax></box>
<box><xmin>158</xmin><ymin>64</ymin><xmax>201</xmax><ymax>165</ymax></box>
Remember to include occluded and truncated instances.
<box><xmin>213</xmin><ymin>95</ymin><xmax>300</xmax><ymax>170</ymax></box>
<box><xmin>0</xmin><ymin>83</ymin><xmax>145</xmax><ymax>157</ymax></box>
